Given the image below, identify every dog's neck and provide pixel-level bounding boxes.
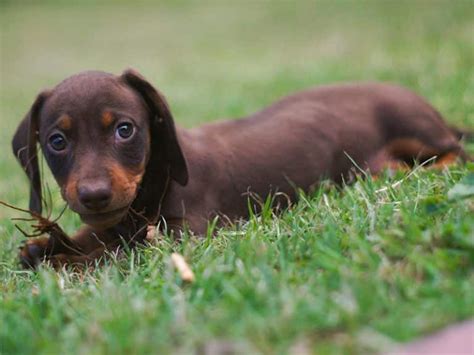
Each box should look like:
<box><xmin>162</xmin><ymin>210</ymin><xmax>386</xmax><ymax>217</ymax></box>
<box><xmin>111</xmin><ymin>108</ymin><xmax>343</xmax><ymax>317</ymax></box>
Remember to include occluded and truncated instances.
<box><xmin>104</xmin><ymin>173</ymin><xmax>170</xmax><ymax>244</ymax></box>
<box><xmin>133</xmin><ymin>160</ymin><xmax>171</xmax><ymax>221</ymax></box>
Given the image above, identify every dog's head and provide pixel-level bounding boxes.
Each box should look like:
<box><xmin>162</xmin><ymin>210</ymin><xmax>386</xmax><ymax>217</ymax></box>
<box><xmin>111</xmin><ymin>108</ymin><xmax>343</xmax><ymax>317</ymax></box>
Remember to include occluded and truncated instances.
<box><xmin>12</xmin><ymin>69</ymin><xmax>188</xmax><ymax>229</ymax></box>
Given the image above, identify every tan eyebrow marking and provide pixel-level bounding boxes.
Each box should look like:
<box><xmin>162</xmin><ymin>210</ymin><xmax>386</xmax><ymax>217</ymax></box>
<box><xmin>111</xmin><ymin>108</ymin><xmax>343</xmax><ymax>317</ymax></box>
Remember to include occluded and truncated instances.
<box><xmin>101</xmin><ymin>111</ymin><xmax>114</xmax><ymax>128</ymax></box>
<box><xmin>57</xmin><ymin>114</ymin><xmax>72</xmax><ymax>130</ymax></box>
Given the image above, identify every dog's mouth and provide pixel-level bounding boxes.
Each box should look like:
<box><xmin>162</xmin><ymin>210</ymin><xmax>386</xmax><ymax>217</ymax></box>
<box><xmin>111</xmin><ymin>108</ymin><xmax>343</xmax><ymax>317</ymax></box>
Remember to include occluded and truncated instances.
<box><xmin>79</xmin><ymin>206</ymin><xmax>129</xmax><ymax>229</ymax></box>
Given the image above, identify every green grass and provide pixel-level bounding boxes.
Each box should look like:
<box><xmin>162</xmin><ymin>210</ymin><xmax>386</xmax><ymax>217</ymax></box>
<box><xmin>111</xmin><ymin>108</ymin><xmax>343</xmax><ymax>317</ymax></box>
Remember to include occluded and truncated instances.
<box><xmin>1</xmin><ymin>1</ymin><xmax>473</xmax><ymax>354</ymax></box>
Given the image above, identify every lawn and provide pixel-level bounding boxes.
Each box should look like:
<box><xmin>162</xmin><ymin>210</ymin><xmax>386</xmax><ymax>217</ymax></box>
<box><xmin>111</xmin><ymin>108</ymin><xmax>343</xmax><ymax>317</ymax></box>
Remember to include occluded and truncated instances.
<box><xmin>1</xmin><ymin>1</ymin><xmax>473</xmax><ymax>354</ymax></box>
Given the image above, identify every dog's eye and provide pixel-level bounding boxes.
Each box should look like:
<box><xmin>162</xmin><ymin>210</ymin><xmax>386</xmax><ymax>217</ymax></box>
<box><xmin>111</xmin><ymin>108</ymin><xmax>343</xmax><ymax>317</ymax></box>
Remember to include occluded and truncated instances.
<box><xmin>48</xmin><ymin>133</ymin><xmax>67</xmax><ymax>151</ymax></box>
<box><xmin>116</xmin><ymin>122</ymin><xmax>134</xmax><ymax>140</ymax></box>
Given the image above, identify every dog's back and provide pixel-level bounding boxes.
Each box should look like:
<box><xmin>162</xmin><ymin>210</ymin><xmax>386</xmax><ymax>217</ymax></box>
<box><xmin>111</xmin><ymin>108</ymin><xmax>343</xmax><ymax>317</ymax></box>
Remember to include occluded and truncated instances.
<box><xmin>163</xmin><ymin>83</ymin><xmax>464</xmax><ymax>232</ymax></box>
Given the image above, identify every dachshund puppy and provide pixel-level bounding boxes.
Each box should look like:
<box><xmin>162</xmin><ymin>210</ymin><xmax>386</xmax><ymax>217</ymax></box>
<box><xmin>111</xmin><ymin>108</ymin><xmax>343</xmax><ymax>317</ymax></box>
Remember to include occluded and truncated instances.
<box><xmin>13</xmin><ymin>69</ymin><xmax>467</xmax><ymax>268</ymax></box>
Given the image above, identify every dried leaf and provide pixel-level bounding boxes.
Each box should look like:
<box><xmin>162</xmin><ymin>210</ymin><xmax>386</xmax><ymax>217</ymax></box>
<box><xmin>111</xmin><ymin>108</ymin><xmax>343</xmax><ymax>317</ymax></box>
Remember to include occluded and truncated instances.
<box><xmin>171</xmin><ymin>253</ymin><xmax>195</xmax><ymax>283</ymax></box>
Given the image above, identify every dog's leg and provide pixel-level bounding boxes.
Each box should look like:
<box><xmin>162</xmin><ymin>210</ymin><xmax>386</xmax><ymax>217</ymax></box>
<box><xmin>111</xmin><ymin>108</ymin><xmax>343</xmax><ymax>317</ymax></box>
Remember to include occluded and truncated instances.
<box><xmin>44</xmin><ymin>247</ymin><xmax>107</xmax><ymax>269</ymax></box>
<box><xmin>159</xmin><ymin>217</ymin><xmax>187</xmax><ymax>241</ymax></box>
<box><xmin>47</xmin><ymin>239</ymin><xmax>124</xmax><ymax>269</ymax></box>
<box><xmin>368</xmin><ymin>133</ymin><xmax>466</xmax><ymax>176</ymax></box>
<box><xmin>19</xmin><ymin>237</ymin><xmax>51</xmax><ymax>268</ymax></box>
<box><xmin>430</xmin><ymin>152</ymin><xmax>463</xmax><ymax>169</ymax></box>
<box><xmin>18</xmin><ymin>225</ymin><xmax>118</xmax><ymax>269</ymax></box>
<box><xmin>366</xmin><ymin>149</ymin><xmax>410</xmax><ymax>176</ymax></box>
<box><xmin>161</xmin><ymin>216</ymin><xmax>210</xmax><ymax>239</ymax></box>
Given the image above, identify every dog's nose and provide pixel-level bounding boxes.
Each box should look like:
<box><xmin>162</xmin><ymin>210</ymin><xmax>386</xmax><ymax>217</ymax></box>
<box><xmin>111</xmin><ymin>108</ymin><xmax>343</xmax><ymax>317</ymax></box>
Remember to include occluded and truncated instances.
<box><xmin>77</xmin><ymin>181</ymin><xmax>112</xmax><ymax>211</ymax></box>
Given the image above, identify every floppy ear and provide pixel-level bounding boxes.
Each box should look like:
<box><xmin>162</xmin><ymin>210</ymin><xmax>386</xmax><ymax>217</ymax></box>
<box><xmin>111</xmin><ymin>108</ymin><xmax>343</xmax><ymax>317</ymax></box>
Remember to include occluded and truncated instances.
<box><xmin>12</xmin><ymin>91</ymin><xmax>50</xmax><ymax>214</ymax></box>
<box><xmin>121</xmin><ymin>68</ymin><xmax>188</xmax><ymax>186</ymax></box>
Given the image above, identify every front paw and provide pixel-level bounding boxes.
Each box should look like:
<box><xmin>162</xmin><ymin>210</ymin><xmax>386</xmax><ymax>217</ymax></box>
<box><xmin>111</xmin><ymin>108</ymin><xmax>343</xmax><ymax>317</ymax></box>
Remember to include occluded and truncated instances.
<box><xmin>18</xmin><ymin>237</ymin><xmax>50</xmax><ymax>269</ymax></box>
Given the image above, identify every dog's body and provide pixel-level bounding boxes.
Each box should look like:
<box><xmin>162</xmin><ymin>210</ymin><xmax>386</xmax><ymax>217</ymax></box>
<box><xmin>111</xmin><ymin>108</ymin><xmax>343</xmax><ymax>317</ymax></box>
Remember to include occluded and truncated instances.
<box><xmin>164</xmin><ymin>83</ymin><xmax>464</xmax><ymax>234</ymax></box>
<box><xmin>13</xmin><ymin>70</ymin><xmax>466</xmax><ymax>267</ymax></box>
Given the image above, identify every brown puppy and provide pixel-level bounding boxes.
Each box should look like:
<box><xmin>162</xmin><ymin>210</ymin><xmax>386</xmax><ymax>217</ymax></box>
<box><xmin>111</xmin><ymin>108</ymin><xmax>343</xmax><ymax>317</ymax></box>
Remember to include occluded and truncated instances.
<box><xmin>13</xmin><ymin>69</ymin><xmax>467</xmax><ymax>268</ymax></box>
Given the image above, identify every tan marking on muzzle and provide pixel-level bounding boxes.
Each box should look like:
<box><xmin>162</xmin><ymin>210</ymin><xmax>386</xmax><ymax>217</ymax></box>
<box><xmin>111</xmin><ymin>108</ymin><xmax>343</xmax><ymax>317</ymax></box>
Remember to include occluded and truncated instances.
<box><xmin>62</xmin><ymin>160</ymin><xmax>145</xmax><ymax>214</ymax></box>
<box><xmin>108</xmin><ymin>161</ymin><xmax>146</xmax><ymax>205</ymax></box>
<box><xmin>63</xmin><ymin>173</ymin><xmax>78</xmax><ymax>204</ymax></box>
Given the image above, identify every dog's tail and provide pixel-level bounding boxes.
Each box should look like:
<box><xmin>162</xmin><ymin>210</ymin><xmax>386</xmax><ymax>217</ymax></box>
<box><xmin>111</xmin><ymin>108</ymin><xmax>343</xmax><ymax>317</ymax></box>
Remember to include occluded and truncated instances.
<box><xmin>450</xmin><ymin>126</ymin><xmax>474</xmax><ymax>142</ymax></box>
<box><xmin>449</xmin><ymin>126</ymin><xmax>474</xmax><ymax>162</ymax></box>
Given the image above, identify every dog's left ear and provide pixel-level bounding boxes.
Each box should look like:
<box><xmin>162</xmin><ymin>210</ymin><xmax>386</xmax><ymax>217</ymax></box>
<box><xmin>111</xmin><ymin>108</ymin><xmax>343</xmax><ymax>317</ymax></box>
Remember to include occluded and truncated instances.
<box><xmin>121</xmin><ymin>68</ymin><xmax>188</xmax><ymax>186</ymax></box>
<box><xmin>12</xmin><ymin>91</ymin><xmax>51</xmax><ymax>214</ymax></box>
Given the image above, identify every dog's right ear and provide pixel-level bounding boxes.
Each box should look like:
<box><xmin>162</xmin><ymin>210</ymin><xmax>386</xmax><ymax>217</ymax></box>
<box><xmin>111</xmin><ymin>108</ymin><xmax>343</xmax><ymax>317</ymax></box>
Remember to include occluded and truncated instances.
<box><xmin>12</xmin><ymin>91</ymin><xmax>50</xmax><ymax>215</ymax></box>
<box><xmin>121</xmin><ymin>69</ymin><xmax>188</xmax><ymax>186</ymax></box>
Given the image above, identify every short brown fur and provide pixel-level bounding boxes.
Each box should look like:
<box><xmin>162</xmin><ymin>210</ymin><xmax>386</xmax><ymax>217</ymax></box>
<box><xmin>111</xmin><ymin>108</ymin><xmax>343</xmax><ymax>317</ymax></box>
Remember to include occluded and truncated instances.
<box><xmin>12</xmin><ymin>69</ymin><xmax>469</xmax><ymax>268</ymax></box>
